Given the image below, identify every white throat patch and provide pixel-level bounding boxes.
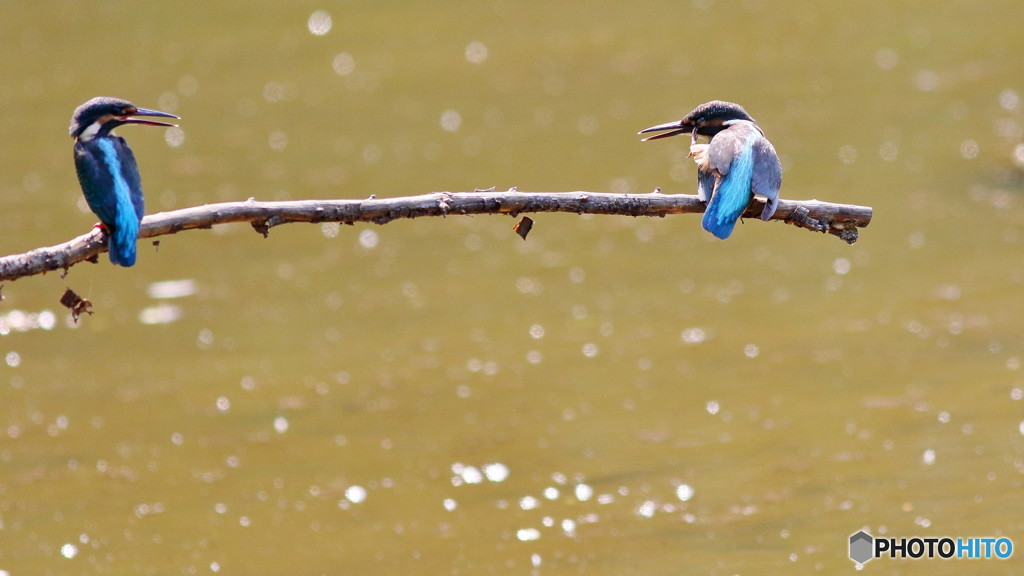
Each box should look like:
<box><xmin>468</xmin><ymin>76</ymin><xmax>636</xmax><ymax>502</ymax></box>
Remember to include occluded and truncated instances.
<box><xmin>79</xmin><ymin>121</ymin><xmax>103</xmax><ymax>141</ymax></box>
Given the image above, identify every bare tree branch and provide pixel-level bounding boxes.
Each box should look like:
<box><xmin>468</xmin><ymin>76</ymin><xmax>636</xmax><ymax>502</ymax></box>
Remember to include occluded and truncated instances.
<box><xmin>0</xmin><ymin>190</ymin><xmax>872</xmax><ymax>282</ymax></box>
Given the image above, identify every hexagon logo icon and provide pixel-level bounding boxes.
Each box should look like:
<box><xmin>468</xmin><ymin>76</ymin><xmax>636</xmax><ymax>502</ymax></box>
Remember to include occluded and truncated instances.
<box><xmin>849</xmin><ymin>530</ymin><xmax>873</xmax><ymax>565</ymax></box>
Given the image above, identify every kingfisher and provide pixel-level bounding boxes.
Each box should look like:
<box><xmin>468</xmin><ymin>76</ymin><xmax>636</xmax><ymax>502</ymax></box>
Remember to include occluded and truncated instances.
<box><xmin>639</xmin><ymin>100</ymin><xmax>781</xmax><ymax>239</ymax></box>
<box><xmin>69</xmin><ymin>97</ymin><xmax>178</xmax><ymax>266</ymax></box>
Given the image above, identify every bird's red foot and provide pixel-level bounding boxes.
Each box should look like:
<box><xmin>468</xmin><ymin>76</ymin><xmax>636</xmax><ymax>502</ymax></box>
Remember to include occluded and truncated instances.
<box><xmin>93</xmin><ymin>223</ymin><xmax>109</xmax><ymax>233</ymax></box>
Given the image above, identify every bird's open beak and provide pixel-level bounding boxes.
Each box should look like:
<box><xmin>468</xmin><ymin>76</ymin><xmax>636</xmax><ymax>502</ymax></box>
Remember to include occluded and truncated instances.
<box><xmin>638</xmin><ymin>120</ymin><xmax>691</xmax><ymax>141</ymax></box>
<box><xmin>119</xmin><ymin>107</ymin><xmax>180</xmax><ymax>128</ymax></box>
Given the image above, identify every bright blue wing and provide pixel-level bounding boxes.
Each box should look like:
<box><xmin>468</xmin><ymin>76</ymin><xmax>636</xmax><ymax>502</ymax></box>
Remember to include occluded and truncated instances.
<box><xmin>702</xmin><ymin>145</ymin><xmax>754</xmax><ymax>239</ymax></box>
<box><xmin>74</xmin><ymin>141</ymin><xmax>119</xmax><ymax>226</ymax></box>
<box><xmin>702</xmin><ymin>123</ymin><xmax>759</xmax><ymax>239</ymax></box>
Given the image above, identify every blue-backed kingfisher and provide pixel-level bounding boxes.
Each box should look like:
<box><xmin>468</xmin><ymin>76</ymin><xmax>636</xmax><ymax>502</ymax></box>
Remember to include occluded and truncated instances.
<box><xmin>639</xmin><ymin>100</ymin><xmax>782</xmax><ymax>239</ymax></box>
<box><xmin>69</xmin><ymin>97</ymin><xmax>178</xmax><ymax>266</ymax></box>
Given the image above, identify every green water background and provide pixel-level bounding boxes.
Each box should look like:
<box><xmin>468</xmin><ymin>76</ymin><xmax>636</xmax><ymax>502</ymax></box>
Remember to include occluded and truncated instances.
<box><xmin>2</xmin><ymin>2</ymin><xmax>1024</xmax><ymax>574</ymax></box>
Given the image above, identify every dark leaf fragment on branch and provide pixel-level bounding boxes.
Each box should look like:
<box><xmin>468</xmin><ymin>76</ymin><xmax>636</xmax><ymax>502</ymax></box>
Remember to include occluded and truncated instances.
<box><xmin>514</xmin><ymin>216</ymin><xmax>534</xmax><ymax>240</ymax></box>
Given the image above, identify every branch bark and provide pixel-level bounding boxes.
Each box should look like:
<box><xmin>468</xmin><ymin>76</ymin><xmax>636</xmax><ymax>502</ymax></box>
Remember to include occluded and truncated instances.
<box><xmin>0</xmin><ymin>190</ymin><xmax>872</xmax><ymax>282</ymax></box>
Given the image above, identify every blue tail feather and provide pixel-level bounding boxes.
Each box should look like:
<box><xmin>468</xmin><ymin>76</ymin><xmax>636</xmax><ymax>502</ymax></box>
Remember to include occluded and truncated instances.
<box><xmin>107</xmin><ymin>217</ymin><xmax>138</xmax><ymax>266</ymax></box>
<box><xmin>702</xmin><ymin>147</ymin><xmax>755</xmax><ymax>239</ymax></box>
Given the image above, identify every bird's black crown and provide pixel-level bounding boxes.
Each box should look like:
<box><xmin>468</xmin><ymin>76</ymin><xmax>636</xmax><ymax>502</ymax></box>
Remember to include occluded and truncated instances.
<box><xmin>69</xmin><ymin>97</ymin><xmax>137</xmax><ymax>138</ymax></box>
<box><xmin>681</xmin><ymin>100</ymin><xmax>755</xmax><ymax>127</ymax></box>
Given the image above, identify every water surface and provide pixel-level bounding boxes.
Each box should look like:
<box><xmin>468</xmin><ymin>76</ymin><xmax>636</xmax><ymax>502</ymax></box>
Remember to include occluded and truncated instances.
<box><xmin>2</xmin><ymin>2</ymin><xmax>1024</xmax><ymax>574</ymax></box>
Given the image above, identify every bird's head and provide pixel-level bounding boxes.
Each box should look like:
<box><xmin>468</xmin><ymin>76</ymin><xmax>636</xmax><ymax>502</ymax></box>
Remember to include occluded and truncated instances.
<box><xmin>70</xmin><ymin>97</ymin><xmax>179</xmax><ymax>141</ymax></box>
<box><xmin>639</xmin><ymin>100</ymin><xmax>756</xmax><ymax>142</ymax></box>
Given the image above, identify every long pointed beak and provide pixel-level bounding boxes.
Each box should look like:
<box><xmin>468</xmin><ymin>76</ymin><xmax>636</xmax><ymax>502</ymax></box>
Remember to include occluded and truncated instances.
<box><xmin>638</xmin><ymin>120</ymin><xmax>690</xmax><ymax>141</ymax></box>
<box><xmin>120</xmin><ymin>107</ymin><xmax>180</xmax><ymax>128</ymax></box>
